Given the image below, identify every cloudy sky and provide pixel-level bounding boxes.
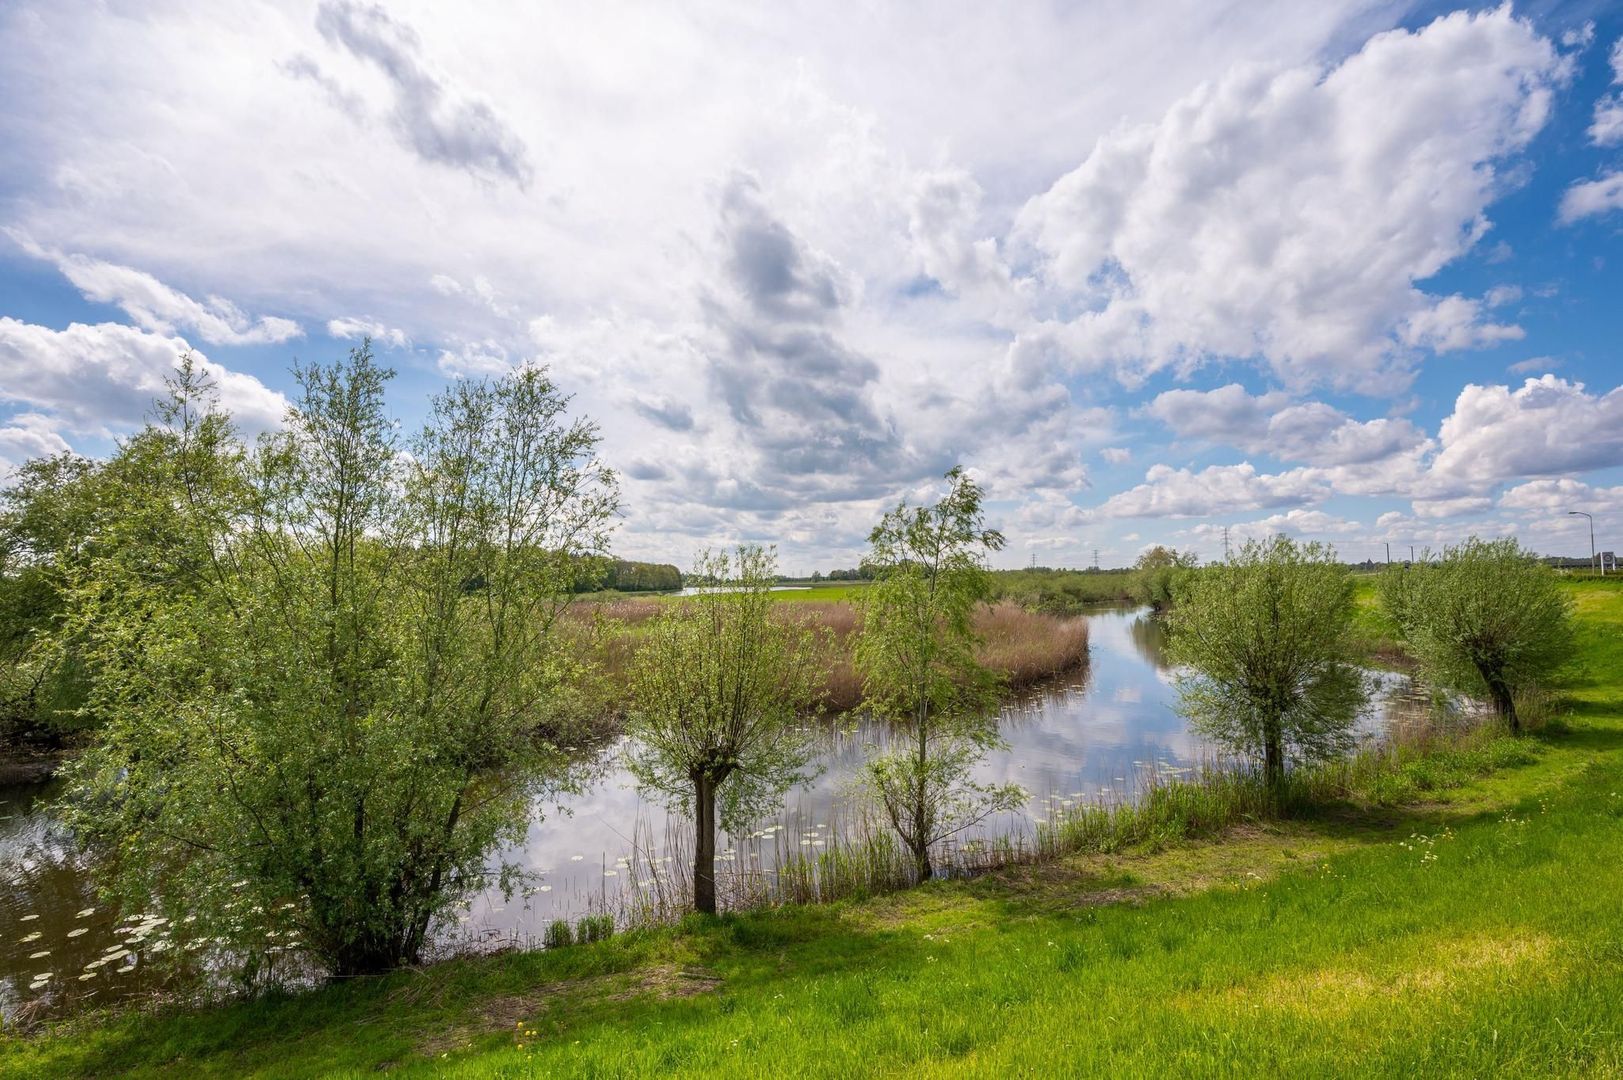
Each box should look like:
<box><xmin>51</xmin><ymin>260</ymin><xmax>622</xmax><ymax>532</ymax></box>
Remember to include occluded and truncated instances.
<box><xmin>2</xmin><ymin>1</ymin><xmax>1620</xmax><ymax>573</ymax></box>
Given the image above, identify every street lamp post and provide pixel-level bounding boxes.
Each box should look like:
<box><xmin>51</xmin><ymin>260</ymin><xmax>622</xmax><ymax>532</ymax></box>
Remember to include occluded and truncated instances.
<box><xmin>1569</xmin><ymin>510</ymin><xmax>1596</xmax><ymax>575</ymax></box>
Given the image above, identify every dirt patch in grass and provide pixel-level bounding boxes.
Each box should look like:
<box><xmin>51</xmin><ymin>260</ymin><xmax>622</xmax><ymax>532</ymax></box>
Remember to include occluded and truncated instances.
<box><xmin>415</xmin><ymin>963</ymin><xmax>723</xmax><ymax>1057</ymax></box>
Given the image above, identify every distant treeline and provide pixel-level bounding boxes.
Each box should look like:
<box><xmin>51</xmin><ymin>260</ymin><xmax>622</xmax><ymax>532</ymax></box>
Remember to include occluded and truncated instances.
<box><xmin>807</xmin><ymin>566</ymin><xmax>876</xmax><ymax>582</ymax></box>
<box><xmin>593</xmin><ymin>559</ymin><xmax>682</xmax><ymax>593</ymax></box>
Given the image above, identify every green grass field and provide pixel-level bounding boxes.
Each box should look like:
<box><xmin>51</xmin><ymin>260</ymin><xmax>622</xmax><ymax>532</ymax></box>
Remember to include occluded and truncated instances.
<box><xmin>6</xmin><ymin>579</ymin><xmax>1621</xmax><ymax>1078</ymax></box>
<box><xmin>766</xmin><ymin>583</ymin><xmax>874</xmax><ymax>603</ymax></box>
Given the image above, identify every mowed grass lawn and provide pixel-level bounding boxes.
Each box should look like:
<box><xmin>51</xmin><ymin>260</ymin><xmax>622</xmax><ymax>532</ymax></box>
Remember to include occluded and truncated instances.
<box><xmin>7</xmin><ymin>580</ymin><xmax>1622</xmax><ymax>1078</ymax></box>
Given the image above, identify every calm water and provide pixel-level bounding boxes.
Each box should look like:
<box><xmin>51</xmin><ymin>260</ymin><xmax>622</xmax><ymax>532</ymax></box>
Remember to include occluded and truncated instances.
<box><xmin>0</xmin><ymin>606</ymin><xmax>1431</xmax><ymax>1022</ymax></box>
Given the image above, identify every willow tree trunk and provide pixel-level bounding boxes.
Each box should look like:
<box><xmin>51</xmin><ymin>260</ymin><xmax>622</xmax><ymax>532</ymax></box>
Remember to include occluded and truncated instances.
<box><xmin>1263</xmin><ymin>720</ymin><xmax>1284</xmax><ymax>791</ymax></box>
<box><xmin>692</xmin><ymin>769</ymin><xmax>729</xmax><ymax>915</ymax></box>
<box><xmin>1484</xmin><ymin>670</ymin><xmax>1520</xmax><ymax>734</ymax></box>
<box><xmin>913</xmin><ymin>704</ymin><xmax>932</xmax><ymax>882</ymax></box>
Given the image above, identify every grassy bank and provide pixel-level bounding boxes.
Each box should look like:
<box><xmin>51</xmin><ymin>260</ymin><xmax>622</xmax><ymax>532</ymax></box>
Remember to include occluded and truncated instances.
<box><xmin>7</xmin><ymin>580</ymin><xmax>1619</xmax><ymax>1078</ymax></box>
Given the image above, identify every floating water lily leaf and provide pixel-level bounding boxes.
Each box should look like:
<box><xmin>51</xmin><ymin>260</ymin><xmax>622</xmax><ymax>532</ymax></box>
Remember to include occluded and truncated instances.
<box><xmin>66</xmin><ymin>928</ymin><xmax>88</xmax><ymax>938</ymax></box>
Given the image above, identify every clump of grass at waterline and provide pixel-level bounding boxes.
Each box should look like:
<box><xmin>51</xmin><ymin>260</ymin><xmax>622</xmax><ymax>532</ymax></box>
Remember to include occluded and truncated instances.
<box><xmin>1035</xmin><ymin>717</ymin><xmax>1538</xmax><ymax>861</ymax></box>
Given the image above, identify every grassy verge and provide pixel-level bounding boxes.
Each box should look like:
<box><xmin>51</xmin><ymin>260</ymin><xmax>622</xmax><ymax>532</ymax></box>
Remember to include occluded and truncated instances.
<box><xmin>6</xmin><ymin>582</ymin><xmax>1620</xmax><ymax>1078</ymax></box>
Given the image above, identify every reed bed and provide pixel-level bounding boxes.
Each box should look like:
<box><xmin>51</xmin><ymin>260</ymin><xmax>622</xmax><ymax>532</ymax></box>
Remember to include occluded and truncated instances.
<box><xmin>973</xmin><ymin>602</ymin><xmax>1092</xmax><ymax>690</ymax></box>
<box><xmin>561</xmin><ymin>598</ymin><xmax>1091</xmax><ymax>719</ymax></box>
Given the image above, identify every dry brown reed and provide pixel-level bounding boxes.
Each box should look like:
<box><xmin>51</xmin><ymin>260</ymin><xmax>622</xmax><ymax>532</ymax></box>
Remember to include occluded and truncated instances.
<box><xmin>563</xmin><ymin>598</ymin><xmax>1091</xmax><ymax>719</ymax></box>
<box><xmin>973</xmin><ymin>601</ymin><xmax>1091</xmax><ymax>691</ymax></box>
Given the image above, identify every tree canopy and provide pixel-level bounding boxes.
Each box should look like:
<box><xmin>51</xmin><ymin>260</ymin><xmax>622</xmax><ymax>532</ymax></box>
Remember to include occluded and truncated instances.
<box><xmin>1379</xmin><ymin>536</ymin><xmax>1572</xmax><ymax>732</ymax></box>
<box><xmin>1167</xmin><ymin>535</ymin><xmax>1368</xmax><ymax>787</ymax></box>
<box><xmin>856</xmin><ymin>467</ymin><xmax>1021</xmax><ymax>880</ymax></box>
<box><xmin>624</xmin><ymin>546</ymin><xmax>823</xmax><ymax>913</ymax></box>
<box><xmin>59</xmin><ymin>347</ymin><xmax>617</xmax><ymax>976</ymax></box>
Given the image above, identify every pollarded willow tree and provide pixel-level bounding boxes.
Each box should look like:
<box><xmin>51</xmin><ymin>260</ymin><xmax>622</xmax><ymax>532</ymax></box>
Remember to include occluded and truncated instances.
<box><xmin>856</xmin><ymin>467</ymin><xmax>1023</xmax><ymax>881</ymax></box>
<box><xmin>1379</xmin><ymin>536</ymin><xmax>1572</xmax><ymax>733</ymax></box>
<box><xmin>1166</xmin><ymin>535</ymin><xmax>1369</xmax><ymax>789</ymax></box>
<box><xmin>60</xmin><ymin>345</ymin><xmax>617</xmax><ymax>977</ymax></box>
<box><xmin>625</xmin><ymin>546</ymin><xmax>824</xmax><ymax>914</ymax></box>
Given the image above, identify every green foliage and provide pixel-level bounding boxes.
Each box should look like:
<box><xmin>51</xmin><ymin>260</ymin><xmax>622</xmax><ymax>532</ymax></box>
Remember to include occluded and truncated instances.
<box><xmin>855</xmin><ymin>466</ymin><xmax>1023</xmax><ymax>879</ymax></box>
<box><xmin>817</xmin><ymin>565</ymin><xmax>876</xmax><ymax>582</ymax></box>
<box><xmin>0</xmin><ymin>453</ymin><xmax>102</xmax><ymax>745</ymax></box>
<box><xmin>544</xmin><ymin>920</ymin><xmax>575</xmax><ymax>949</ymax></box>
<box><xmin>1167</xmin><ymin>535</ymin><xmax>1369</xmax><ymax>786</ymax></box>
<box><xmin>601</xmin><ymin>559</ymin><xmax>682</xmax><ymax>592</ymax></box>
<box><xmin>624</xmin><ymin>545</ymin><xmax>824</xmax><ymax>913</ymax></box>
<box><xmin>58</xmin><ymin>347</ymin><xmax>617</xmax><ymax>977</ymax></box>
<box><xmin>987</xmin><ymin>568</ymin><xmax>1136</xmax><ymax>613</ymax></box>
<box><xmin>1379</xmin><ymin>536</ymin><xmax>1573</xmax><ymax>732</ymax></box>
<box><xmin>1130</xmin><ymin>545</ymin><xmax>1197</xmax><ymax>610</ymax></box>
<box><xmin>575</xmin><ymin>914</ymin><xmax>615</xmax><ymax>943</ymax></box>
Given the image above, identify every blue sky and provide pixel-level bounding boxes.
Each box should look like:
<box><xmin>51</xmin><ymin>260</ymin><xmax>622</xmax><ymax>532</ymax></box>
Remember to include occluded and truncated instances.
<box><xmin>1</xmin><ymin>1</ymin><xmax>1620</xmax><ymax>573</ymax></box>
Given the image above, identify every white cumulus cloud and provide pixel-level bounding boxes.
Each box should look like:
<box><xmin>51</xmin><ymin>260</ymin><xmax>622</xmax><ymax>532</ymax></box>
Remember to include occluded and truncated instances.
<box><xmin>1095</xmin><ymin>462</ymin><xmax>1325</xmax><ymax>520</ymax></box>
<box><xmin>0</xmin><ymin>318</ymin><xmax>287</xmax><ymax>437</ymax></box>
<box><xmin>1430</xmin><ymin>375</ymin><xmax>1623</xmax><ymax>486</ymax></box>
<box><xmin>1145</xmin><ymin>384</ymin><xmax>1427</xmax><ymax>466</ymax></box>
<box><xmin>43</xmin><ymin>251</ymin><xmax>303</xmax><ymax>346</ymax></box>
<box><xmin>1014</xmin><ymin>7</ymin><xmax>1565</xmax><ymax>390</ymax></box>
